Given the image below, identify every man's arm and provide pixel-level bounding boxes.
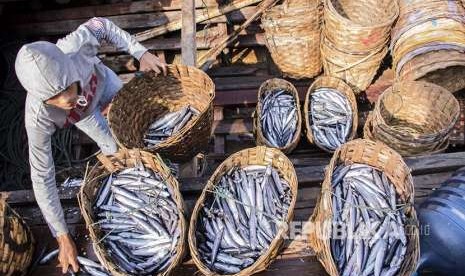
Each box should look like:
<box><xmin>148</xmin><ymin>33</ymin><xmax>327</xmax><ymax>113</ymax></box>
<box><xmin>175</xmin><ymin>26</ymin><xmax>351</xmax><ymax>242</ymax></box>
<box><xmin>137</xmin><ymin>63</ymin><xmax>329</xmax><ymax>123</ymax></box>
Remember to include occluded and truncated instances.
<box><xmin>57</xmin><ymin>17</ymin><xmax>166</xmax><ymax>74</ymax></box>
<box><xmin>26</xmin><ymin>125</ymin><xmax>79</xmax><ymax>273</ymax></box>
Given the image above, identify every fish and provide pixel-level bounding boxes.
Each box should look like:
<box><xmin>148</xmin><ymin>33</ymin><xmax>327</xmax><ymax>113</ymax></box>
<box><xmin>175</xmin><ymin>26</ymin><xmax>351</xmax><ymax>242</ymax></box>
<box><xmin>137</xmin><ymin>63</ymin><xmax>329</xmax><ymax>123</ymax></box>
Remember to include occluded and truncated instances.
<box><xmin>309</xmin><ymin>88</ymin><xmax>353</xmax><ymax>151</ymax></box>
<box><xmin>92</xmin><ymin>163</ymin><xmax>180</xmax><ymax>275</ymax></box>
<box><xmin>259</xmin><ymin>88</ymin><xmax>298</xmax><ymax>148</ymax></box>
<box><xmin>195</xmin><ymin>165</ymin><xmax>292</xmax><ymax>274</ymax></box>
<box><xmin>330</xmin><ymin>163</ymin><xmax>409</xmax><ymax>276</ymax></box>
<box><xmin>144</xmin><ymin>105</ymin><xmax>199</xmax><ymax>147</ymax></box>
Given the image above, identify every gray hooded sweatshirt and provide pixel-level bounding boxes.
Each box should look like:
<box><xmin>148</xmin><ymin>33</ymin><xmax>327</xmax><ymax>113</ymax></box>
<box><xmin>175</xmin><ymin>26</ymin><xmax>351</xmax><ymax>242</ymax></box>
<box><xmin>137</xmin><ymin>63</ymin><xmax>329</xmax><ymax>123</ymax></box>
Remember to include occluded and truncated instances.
<box><xmin>15</xmin><ymin>17</ymin><xmax>147</xmax><ymax>237</ymax></box>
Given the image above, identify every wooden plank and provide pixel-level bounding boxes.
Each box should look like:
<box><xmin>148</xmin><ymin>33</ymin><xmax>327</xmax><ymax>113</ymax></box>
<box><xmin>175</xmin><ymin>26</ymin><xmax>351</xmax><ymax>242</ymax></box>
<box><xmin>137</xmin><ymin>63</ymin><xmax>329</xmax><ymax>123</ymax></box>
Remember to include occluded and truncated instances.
<box><xmin>181</xmin><ymin>0</ymin><xmax>196</xmax><ymax>66</ymax></box>
<box><xmin>8</xmin><ymin>6</ymin><xmax>258</xmax><ymax>37</ymax></box>
<box><xmin>134</xmin><ymin>0</ymin><xmax>262</xmax><ymax>41</ymax></box>
<box><xmin>2</xmin><ymin>0</ymin><xmax>224</xmax><ymax>23</ymax></box>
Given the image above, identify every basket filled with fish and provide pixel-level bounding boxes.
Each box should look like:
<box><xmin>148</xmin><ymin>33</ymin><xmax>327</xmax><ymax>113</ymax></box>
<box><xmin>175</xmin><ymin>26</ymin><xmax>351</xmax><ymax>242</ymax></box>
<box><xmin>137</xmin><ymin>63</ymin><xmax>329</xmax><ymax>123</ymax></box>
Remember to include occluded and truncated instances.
<box><xmin>310</xmin><ymin>139</ymin><xmax>419</xmax><ymax>276</ymax></box>
<box><xmin>364</xmin><ymin>80</ymin><xmax>460</xmax><ymax>156</ymax></box>
<box><xmin>188</xmin><ymin>146</ymin><xmax>298</xmax><ymax>275</ymax></box>
<box><xmin>108</xmin><ymin>65</ymin><xmax>215</xmax><ymax>162</ymax></box>
<box><xmin>304</xmin><ymin>76</ymin><xmax>358</xmax><ymax>152</ymax></box>
<box><xmin>78</xmin><ymin>149</ymin><xmax>186</xmax><ymax>276</ymax></box>
<box><xmin>0</xmin><ymin>197</ymin><xmax>34</xmax><ymax>276</ymax></box>
<box><xmin>254</xmin><ymin>78</ymin><xmax>302</xmax><ymax>154</ymax></box>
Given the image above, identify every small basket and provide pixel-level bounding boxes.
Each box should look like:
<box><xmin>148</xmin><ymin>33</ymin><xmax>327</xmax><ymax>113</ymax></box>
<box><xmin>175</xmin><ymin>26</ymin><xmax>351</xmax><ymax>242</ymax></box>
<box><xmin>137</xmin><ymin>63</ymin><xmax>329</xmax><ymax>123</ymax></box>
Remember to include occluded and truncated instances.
<box><xmin>108</xmin><ymin>65</ymin><xmax>215</xmax><ymax>162</ymax></box>
<box><xmin>0</xmin><ymin>198</ymin><xmax>34</xmax><ymax>276</ymax></box>
<box><xmin>253</xmin><ymin>78</ymin><xmax>302</xmax><ymax>154</ymax></box>
<box><xmin>262</xmin><ymin>0</ymin><xmax>323</xmax><ymax>79</ymax></box>
<box><xmin>78</xmin><ymin>149</ymin><xmax>187</xmax><ymax>276</ymax></box>
<box><xmin>363</xmin><ymin>80</ymin><xmax>460</xmax><ymax>156</ymax></box>
<box><xmin>309</xmin><ymin>138</ymin><xmax>420</xmax><ymax>276</ymax></box>
<box><xmin>188</xmin><ymin>146</ymin><xmax>298</xmax><ymax>276</ymax></box>
<box><xmin>303</xmin><ymin>76</ymin><xmax>358</xmax><ymax>152</ymax></box>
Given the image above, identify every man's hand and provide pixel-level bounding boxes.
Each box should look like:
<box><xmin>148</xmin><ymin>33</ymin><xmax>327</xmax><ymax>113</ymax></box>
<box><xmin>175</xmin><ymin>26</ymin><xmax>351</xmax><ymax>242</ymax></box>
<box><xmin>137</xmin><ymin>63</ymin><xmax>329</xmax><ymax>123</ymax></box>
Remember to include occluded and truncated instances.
<box><xmin>57</xmin><ymin>233</ymin><xmax>79</xmax><ymax>274</ymax></box>
<box><xmin>139</xmin><ymin>51</ymin><xmax>167</xmax><ymax>76</ymax></box>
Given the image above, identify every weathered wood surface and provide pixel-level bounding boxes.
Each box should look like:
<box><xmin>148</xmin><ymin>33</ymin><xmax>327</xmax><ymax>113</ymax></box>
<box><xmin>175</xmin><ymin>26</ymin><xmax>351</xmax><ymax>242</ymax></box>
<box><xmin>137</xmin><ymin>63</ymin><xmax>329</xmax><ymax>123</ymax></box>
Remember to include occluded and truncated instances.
<box><xmin>181</xmin><ymin>0</ymin><xmax>197</xmax><ymax>66</ymax></box>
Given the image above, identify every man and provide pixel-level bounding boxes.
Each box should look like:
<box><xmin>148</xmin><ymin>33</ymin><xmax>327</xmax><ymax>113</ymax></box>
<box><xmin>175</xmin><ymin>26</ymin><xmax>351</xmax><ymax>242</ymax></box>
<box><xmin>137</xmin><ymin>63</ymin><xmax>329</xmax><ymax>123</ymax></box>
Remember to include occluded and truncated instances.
<box><xmin>14</xmin><ymin>17</ymin><xmax>166</xmax><ymax>273</ymax></box>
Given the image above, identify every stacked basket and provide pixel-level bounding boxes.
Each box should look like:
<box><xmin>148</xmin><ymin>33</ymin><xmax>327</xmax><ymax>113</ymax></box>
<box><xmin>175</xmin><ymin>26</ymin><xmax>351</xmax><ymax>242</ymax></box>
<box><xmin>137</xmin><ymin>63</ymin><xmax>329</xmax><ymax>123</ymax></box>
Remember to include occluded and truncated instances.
<box><xmin>108</xmin><ymin>65</ymin><xmax>215</xmax><ymax>162</ymax></box>
<box><xmin>262</xmin><ymin>0</ymin><xmax>323</xmax><ymax>79</ymax></box>
<box><xmin>391</xmin><ymin>0</ymin><xmax>465</xmax><ymax>92</ymax></box>
<box><xmin>364</xmin><ymin>81</ymin><xmax>460</xmax><ymax>156</ymax></box>
<box><xmin>310</xmin><ymin>139</ymin><xmax>419</xmax><ymax>276</ymax></box>
<box><xmin>0</xmin><ymin>198</ymin><xmax>34</xmax><ymax>276</ymax></box>
<box><xmin>321</xmin><ymin>0</ymin><xmax>399</xmax><ymax>92</ymax></box>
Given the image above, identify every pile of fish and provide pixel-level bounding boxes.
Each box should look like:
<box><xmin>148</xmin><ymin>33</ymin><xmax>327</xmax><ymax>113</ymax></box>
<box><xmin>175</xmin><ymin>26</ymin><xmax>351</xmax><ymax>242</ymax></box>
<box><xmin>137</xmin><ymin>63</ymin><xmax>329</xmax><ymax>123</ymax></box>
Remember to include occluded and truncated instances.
<box><xmin>144</xmin><ymin>105</ymin><xmax>200</xmax><ymax>147</ymax></box>
<box><xmin>310</xmin><ymin>88</ymin><xmax>353</xmax><ymax>151</ymax></box>
<box><xmin>259</xmin><ymin>89</ymin><xmax>298</xmax><ymax>148</ymax></box>
<box><xmin>39</xmin><ymin>249</ymin><xmax>110</xmax><ymax>276</ymax></box>
<box><xmin>330</xmin><ymin>163</ymin><xmax>407</xmax><ymax>276</ymax></box>
<box><xmin>92</xmin><ymin>164</ymin><xmax>180</xmax><ymax>275</ymax></box>
<box><xmin>195</xmin><ymin>165</ymin><xmax>292</xmax><ymax>274</ymax></box>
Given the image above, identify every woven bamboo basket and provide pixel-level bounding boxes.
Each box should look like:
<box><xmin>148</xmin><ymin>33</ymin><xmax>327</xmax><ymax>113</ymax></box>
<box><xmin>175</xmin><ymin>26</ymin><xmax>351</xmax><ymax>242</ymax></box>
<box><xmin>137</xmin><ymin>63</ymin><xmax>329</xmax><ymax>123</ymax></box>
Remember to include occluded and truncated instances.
<box><xmin>261</xmin><ymin>0</ymin><xmax>323</xmax><ymax>79</ymax></box>
<box><xmin>309</xmin><ymin>138</ymin><xmax>420</xmax><ymax>276</ymax></box>
<box><xmin>391</xmin><ymin>0</ymin><xmax>465</xmax><ymax>92</ymax></box>
<box><xmin>398</xmin><ymin>49</ymin><xmax>465</xmax><ymax>93</ymax></box>
<box><xmin>253</xmin><ymin>78</ymin><xmax>302</xmax><ymax>154</ymax></box>
<box><xmin>0</xmin><ymin>198</ymin><xmax>34</xmax><ymax>276</ymax></box>
<box><xmin>303</xmin><ymin>76</ymin><xmax>358</xmax><ymax>152</ymax></box>
<box><xmin>78</xmin><ymin>149</ymin><xmax>187</xmax><ymax>276</ymax></box>
<box><xmin>108</xmin><ymin>65</ymin><xmax>215</xmax><ymax>162</ymax></box>
<box><xmin>321</xmin><ymin>35</ymin><xmax>388</xmax><ymax>92</ymax></box>
<box><xmin>188</xmin><ymin>146</ymin><xmax>298</xmax><ymax>276</ymax></box>
<box><xmin>363</xmin><ymin>80</ymin><xmax>460</xmax><ymax>156</ymax></box>
<box><xmin>323</xmin><ymin>0</ymin><xmax>398</xmax><ymax>51</ymax></box>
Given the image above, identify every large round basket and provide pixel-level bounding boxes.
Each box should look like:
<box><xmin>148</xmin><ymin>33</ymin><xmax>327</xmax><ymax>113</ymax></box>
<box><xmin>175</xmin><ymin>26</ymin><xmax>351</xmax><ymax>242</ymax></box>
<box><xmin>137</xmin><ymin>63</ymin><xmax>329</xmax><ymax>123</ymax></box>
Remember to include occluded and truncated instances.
<box><xmin>303</xmin><ymin>76</ymin><xmax>358</xmax><ymax>152</ymax></box>
<box><xmin>363</xmin><ymin>80</ymin><xmax>460</xmax><ymax>156</ymax></box>
<box><xmin>254</xmin><ymin>78</ymin><xmax>302</xmax><ymax>154</ymax></box>
<box><xmin>78</xmin><ymin>149</ymin><xmax>187</xmax><ymax>276</ymax></box>
<box><xmin>108</xmin><ymin>65</ymin><xmax>215</xmax><ymax>162</ymax></box>
<box><xmin>261</xmin><ymin>0</ymin><xmax>322</xmax><ymax>79</ymax></box>
<box><xmin>188</xmin><ymin>146</ymin><xmax>298</xmax><ymax>276</ymax></box>
<box><xmin>0</xmin><ymin>198</ymin><xmax>34</xmax><ymax>276</ymax></box>
<box><xmin>391</xmin><ymin>0</ymin><xmax>465</xmax><ymax>92</ymax></box>
<box><xmin>309</xmin><ymin>139</ymin><xmax>420</xmax><ymax>276</ymax></box>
